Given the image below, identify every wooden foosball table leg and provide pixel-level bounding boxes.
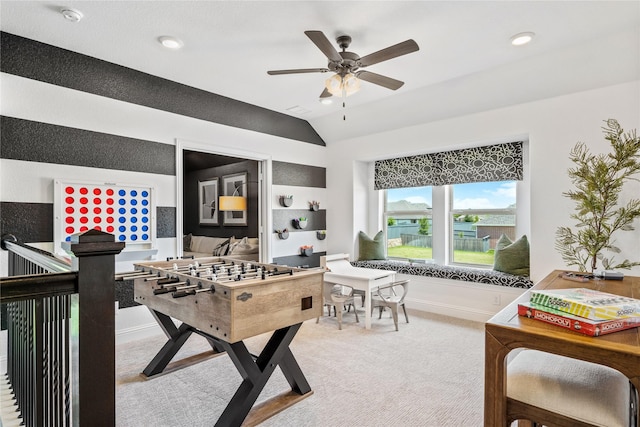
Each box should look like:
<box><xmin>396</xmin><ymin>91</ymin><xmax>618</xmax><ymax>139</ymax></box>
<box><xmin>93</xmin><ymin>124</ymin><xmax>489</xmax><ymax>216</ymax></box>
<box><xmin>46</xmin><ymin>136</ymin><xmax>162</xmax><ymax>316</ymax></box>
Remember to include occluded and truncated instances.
<box><xmin>142</xmin><ymin>309</ymin><xmax>223</xmax><ymax>377</ymax></box>
<box><xmin>215</xmin><ymin>323</ymin><xmax>312</xmax><ymax>427</ymax></box>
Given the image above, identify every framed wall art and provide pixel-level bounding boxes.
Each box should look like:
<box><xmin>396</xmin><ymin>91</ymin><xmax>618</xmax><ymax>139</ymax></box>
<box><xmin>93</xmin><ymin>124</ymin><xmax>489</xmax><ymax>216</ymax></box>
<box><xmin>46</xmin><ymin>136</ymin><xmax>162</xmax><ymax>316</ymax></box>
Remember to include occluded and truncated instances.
<box><xmin>199</xmin><ymin>178</ymin><xmax>219</xmax><ymax>225</ymax></box>
<box><xmin>222</xmin><ymin>172</ymin><xmax>247</xmax><ymax>226</ymax></box>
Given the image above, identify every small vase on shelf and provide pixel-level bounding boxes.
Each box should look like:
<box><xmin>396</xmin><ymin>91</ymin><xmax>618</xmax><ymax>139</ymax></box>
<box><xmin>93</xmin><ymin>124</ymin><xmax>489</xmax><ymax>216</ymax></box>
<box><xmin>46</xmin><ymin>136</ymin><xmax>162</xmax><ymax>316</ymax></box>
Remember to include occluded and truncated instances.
<box><xmin>293</xmin><ymin>217</ymin><xmax>308</xmax><ymax>229</ymax></box>
<box><xmin>276</xmin><ymin>229</ymin><xmax>289</xmax><ymax>240</ymax></box>
<box><xmin>279</xmin><ymin>195</ymin><xmax>293</xmax><ymax>207</ymax></box>
<box><xmin>300</xmin><ymin>245</ymin><xmax>313</xmax><ymax>257</ymax></box>
<box><xmin>309</xmin><ymin>201</ymin><xmax>320</xmax><ymax>211</ymax></box>
<box><xmin>316</xmin><ymin>231</ymin><xmax>326</xmax><ymax>240</ymax></box>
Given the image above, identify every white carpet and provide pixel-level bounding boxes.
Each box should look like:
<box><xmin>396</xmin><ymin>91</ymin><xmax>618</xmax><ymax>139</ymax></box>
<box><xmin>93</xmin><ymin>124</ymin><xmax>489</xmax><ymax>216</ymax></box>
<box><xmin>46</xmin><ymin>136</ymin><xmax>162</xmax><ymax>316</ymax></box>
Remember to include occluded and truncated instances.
<box><xmin>116</xmin><ymin>310</ymin><xmax>485</xmax><ymax>426</ymax></box>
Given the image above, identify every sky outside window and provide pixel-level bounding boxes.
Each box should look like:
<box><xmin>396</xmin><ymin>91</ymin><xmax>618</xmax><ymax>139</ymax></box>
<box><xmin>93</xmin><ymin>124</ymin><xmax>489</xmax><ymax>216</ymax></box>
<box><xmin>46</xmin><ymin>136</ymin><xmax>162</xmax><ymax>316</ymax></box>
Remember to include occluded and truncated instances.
<box><xmin>452</xmin><ymin>181</ymin><xmax>516</xmax><ymax>209</ymax></box>
<box><xmin>387</xmin><ymin>181</ymin><xmax>515</xmax><ymax>209</ymax></box>
<box><xmin>387</xmin><ymin>187</ymin><xmax>432</xmax><ymax>205</ymax></box>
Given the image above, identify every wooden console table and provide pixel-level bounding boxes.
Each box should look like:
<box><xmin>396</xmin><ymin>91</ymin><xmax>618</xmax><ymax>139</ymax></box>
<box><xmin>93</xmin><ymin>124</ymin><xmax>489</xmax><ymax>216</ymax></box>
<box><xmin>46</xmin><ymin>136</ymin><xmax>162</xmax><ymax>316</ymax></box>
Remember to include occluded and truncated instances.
<box><xmin>484</xmin><ymin>270</ymin><xmax>640</xmax><ymax>426</ymax></box>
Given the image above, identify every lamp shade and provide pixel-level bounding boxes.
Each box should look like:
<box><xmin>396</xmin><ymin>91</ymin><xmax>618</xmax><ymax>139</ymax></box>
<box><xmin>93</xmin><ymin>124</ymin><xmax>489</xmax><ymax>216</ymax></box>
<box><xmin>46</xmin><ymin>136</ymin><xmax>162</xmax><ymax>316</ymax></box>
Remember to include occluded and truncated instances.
<box><xmin>218</xmin><ymin>195</ymin><xmax>247</xmax><ymax>211</ymax></box>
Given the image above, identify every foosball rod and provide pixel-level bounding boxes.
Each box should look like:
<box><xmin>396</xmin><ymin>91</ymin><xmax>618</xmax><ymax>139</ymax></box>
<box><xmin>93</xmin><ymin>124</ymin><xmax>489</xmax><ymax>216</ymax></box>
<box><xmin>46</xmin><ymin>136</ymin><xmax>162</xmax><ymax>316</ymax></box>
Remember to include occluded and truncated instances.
<box><xmin>153</xmin><ymin>282</ymin><xmax>198</xmax><ymax>295</ymax></box>
<box><xmin>172</xmin><ymin>285</ymin><xmax>215</xmax><ymax>298</ymax></box>
<box><xmin>170</xmin><ymin>260</ymin><xmax>229</xmax><ymax>271</ymax></box>
<box><xmin>144</xmin><ymin>276</ymin><xmax>181</xmax><ymax>285</ymax></box>
<box><xmin>116</xmin><ymin>271</ymin><xmax>159</xmax><ymax>280</ymax></box>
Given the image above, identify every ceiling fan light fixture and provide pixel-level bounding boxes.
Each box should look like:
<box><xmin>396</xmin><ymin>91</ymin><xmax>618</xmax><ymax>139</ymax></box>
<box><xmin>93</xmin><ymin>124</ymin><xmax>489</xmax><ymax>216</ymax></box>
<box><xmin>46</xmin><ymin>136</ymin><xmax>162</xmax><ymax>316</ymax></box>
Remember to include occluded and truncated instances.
<box><xmin>325</xmin><ymin>73</ymin><xmax>361</xmax><ymax>97</ymax></box>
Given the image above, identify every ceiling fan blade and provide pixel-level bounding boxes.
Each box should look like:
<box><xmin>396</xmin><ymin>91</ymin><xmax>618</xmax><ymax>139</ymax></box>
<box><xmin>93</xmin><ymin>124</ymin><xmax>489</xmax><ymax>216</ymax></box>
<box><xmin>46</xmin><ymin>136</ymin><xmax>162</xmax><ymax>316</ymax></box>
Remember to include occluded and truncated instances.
<box><xmin>356</xmin><ymin>71</ymin><xmax>404</xmax><ymax>90</ymax></box>
<box><xmin>358</xmin><ymin>39</ymin><xmax>419</xmax><ymax>67</ymax></box>
<box><xmin>267</xmin><ymin>68</ymin><xmax>329</xmax><ymax>75</ymax></box>
<box><xmin>319</xmin><ymin>88</ymin><xmax>332</xmax><ymax>98</ymax></box>
<box><xmin>304</xmin><ymin>30</ymin><xmax>343</xmax><ymax>63</ymax></box>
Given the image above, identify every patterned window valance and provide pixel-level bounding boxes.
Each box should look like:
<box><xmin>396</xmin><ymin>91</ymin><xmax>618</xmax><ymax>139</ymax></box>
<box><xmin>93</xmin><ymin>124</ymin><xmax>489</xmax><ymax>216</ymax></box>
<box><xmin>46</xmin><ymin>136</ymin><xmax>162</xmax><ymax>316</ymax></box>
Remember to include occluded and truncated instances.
<box><xmin>374</xmin><ymin>141</ymin><xmax>523</xmax><ymax>190</ymax></box>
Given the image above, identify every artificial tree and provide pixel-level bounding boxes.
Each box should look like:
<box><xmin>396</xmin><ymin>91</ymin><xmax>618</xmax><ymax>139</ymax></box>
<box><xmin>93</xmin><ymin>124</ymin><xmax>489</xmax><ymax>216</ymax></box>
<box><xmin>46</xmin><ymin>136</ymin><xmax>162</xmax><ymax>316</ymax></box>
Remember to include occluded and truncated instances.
<box><xmin>555</xmin><ymin>119</ymin><xmax>640</xmax><ymax>273</ymax></box>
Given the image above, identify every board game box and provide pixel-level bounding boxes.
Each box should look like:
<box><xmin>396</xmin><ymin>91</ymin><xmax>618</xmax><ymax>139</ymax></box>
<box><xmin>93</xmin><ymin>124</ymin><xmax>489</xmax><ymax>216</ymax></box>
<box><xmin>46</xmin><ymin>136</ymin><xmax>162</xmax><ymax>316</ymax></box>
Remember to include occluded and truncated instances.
<box><xmin>518</xmin><ymin>301</ymin><xmax>640</xmax><ymax>336</ymax></box>
<box><xmin>529</xmin><ymin>287</ymin><xmax>640</xmax><ymax>321</ymax></box>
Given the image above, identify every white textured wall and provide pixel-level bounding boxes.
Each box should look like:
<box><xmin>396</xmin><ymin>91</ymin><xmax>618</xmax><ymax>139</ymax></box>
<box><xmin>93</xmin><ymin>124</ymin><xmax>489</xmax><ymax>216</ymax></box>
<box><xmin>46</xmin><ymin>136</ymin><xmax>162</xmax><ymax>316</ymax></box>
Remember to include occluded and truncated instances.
<box><xmin>325</xmin><ymin>81</ymin><xmax>640</xmax><ymax>283</ymax></box>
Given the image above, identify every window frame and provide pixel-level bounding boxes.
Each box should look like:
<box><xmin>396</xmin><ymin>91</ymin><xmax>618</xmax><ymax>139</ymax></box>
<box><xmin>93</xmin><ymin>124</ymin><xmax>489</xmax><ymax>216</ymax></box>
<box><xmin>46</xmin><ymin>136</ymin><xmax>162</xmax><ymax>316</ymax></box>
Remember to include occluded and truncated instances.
<box><xmin>383</xmin><ymin>181</ymin><xmax>518</xmax><ymax>268</ymax></box>
<box><xmin>384</xmin><ymin>188</ymin><xmax>434</xmax><ymax>261</ymax></box>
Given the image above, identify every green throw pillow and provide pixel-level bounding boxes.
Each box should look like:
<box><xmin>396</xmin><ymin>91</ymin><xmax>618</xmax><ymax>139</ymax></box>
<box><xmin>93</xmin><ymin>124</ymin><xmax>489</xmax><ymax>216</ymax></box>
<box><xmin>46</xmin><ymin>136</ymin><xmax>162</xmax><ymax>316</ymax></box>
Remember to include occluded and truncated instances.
<box><xmin>358</xmin><ymin>231</ymin><xmax>386</xmax><ymax>261</ymax></box>
<box><xmin>493</xmin><ymin>234</ymin><xmax>530</xmax><ymax>277</ymax></box>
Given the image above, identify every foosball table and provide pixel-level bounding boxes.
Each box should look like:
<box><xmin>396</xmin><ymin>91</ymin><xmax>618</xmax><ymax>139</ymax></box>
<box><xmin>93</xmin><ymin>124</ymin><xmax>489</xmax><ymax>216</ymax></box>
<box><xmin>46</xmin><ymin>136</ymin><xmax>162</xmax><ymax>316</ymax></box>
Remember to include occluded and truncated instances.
<box><xmin>126</xmin><ymin>256</ymin><xmax>324</xmax><ymax>427</ymax></box>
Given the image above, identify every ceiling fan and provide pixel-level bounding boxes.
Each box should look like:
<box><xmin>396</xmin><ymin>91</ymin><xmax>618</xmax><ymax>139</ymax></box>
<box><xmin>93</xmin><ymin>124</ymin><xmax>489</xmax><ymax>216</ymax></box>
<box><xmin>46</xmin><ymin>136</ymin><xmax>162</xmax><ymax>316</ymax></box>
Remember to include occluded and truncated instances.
<box><xmin>267</xmin><ymin>30</ymin><xmax>419</xmax><ymax>99</ymax></box>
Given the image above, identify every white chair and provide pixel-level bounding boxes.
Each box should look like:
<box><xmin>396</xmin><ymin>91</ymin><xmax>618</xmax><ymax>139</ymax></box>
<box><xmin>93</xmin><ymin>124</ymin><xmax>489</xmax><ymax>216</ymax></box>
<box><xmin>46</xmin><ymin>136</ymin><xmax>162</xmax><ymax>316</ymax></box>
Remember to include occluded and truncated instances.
<box><xmin>507</xmin><ymin>349</ymin><xmax>637</xmax><ymax>427</ymax></box>
<box><xmin>370</xmin><ymin>280</ymin><xmax>409</xmax><ymax>331</ymax></box>
<box><xmin>316</xmin><ymin>282</ymin><xmax>359</xmax><ymax>330</ymax></box>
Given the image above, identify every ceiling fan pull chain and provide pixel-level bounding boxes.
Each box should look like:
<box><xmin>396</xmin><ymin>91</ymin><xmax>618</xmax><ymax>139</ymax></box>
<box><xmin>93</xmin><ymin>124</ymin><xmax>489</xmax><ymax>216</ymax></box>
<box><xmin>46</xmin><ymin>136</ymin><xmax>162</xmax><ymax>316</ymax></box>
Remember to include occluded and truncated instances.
<box><xmin>342</xmin><ymin>79</ymin><xmax>347</xmax><ymax>121</ymax></box>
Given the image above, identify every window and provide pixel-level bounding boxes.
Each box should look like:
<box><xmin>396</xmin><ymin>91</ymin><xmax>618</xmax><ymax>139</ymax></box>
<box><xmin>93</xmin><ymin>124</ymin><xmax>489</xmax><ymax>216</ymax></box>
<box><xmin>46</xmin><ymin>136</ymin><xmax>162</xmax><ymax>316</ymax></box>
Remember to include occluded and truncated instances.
<box><xmin>385</xmin><ymin>186</ymin><xmax>433</xmax><ymax>261</ymax></box>
<box><xmin>450</xmin><ymin>181</ymin><xmax>516</xmax><ymax>266</ymax></box>
<box><xmin>376</xmin><ymin>141</ymin><xmax>525</xmax><ymax>267</ymax></box>
<box><xmin>383</xmin><ymin>180</ymin><xmax>517</xmax><ymax>267</ymax></box>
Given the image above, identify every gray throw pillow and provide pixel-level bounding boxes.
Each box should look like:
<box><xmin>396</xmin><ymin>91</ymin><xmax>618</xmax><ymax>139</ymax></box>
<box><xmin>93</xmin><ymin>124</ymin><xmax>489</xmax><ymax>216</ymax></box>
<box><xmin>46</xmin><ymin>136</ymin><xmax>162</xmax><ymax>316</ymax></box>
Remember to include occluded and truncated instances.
<box><xmin>358</xmin><ymin>231</ymin><xmax>385</xmax><ymax>261</ymax></box>
<box><xmin>493</xmin><ymin>234</ymin><xmax>530</xmax><ymax>277</ymax></box>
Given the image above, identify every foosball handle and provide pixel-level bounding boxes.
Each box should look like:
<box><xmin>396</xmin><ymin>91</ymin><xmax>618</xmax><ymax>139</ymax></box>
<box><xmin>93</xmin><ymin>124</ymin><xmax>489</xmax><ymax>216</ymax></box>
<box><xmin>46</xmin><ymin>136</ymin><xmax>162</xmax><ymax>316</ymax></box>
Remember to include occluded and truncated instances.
<box><xmin>172</xmin><ymin>289</ymin><xmax>195</xmax><ymax>298</ymax></box>
<box><xmin>157</xmin><ymin>277</ymin><xmax>180</xmax><ymax>285</ymax></box>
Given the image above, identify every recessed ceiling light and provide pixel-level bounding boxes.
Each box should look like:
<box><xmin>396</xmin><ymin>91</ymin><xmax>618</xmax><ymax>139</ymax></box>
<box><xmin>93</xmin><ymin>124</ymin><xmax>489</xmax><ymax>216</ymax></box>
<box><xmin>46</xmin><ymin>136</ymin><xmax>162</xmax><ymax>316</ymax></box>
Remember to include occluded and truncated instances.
<box><xmin>510</xmin><ymin>32</ymin><xmax>535</xmax><ymax>46</ymax></box>
<box><xmin>61</xmin><ymin>8</ymin><xmax>83</xmax><ymax>23</ymax></box>
<box><xmin>158</xmin><ymin>36</ymin><xmax>184</xmax><ymax>50</ymax></box>
<box><xmin>320</xmin><ymin>98</ymin><xmax>333</xmax><ymax>105</ymax></box>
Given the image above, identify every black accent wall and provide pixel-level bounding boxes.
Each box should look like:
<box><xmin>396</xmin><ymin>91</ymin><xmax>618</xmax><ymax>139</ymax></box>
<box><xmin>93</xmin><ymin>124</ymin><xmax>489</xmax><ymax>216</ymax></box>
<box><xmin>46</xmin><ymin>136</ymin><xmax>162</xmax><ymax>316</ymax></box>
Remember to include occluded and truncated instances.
<box><xmin>1</xmin><ymin>116</ymin><xmax>176</xmax><ymax>175</ymax></box>
<box><xmin>183</xmin><ymin>160</ymin><xmax>260</xmax><ymax>238</ymax></box>
<box><xmin>273</xmin><ymin>161</ymin><xmax>326</xmax><ymax>187</ymax></box>
<box><xmin>0</xmin><ymin>117</ymin><xmax>178</xmax><ymax>244</ymax></box>
<box><xmin>1</xmin><ymin>31</ymin><xmax>325</xmax><ymax>146</ymax></box>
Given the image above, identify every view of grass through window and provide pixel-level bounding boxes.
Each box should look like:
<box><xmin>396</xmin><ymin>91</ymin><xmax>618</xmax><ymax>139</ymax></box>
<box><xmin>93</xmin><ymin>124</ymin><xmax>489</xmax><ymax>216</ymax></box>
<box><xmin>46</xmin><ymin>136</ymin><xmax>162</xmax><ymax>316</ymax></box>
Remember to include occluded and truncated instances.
<box><xmin>386</xmin><ymin>181</ymin><xmax>516</xmax><ymax>266</ymax></box>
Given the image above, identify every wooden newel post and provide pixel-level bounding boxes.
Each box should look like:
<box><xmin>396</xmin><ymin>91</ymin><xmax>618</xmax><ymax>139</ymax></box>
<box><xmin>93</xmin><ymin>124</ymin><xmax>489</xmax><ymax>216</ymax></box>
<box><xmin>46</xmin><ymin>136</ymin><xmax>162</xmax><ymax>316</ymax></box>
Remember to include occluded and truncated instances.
<box><xmin>63</xmin><ymin>230</ymin><xmax>125</xmax><ymax>426</ymax></box>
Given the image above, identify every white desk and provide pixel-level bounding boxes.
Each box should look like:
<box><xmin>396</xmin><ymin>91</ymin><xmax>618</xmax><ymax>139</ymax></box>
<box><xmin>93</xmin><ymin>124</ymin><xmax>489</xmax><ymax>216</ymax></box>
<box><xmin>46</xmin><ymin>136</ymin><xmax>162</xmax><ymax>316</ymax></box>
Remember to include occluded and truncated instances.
<box><xmin>322</xmin><ymin>254</ymin><xmax>396</xmax><ymax>329</ymax></box>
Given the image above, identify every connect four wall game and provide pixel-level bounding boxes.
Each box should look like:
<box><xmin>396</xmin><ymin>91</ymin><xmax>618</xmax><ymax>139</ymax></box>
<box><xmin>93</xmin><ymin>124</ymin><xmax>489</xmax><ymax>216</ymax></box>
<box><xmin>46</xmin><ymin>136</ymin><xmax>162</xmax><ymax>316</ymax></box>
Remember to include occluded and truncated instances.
<box><xmin>54</xmin><ymin>179</ymin><xmax>156</xmax><ymax>254</ymax></box>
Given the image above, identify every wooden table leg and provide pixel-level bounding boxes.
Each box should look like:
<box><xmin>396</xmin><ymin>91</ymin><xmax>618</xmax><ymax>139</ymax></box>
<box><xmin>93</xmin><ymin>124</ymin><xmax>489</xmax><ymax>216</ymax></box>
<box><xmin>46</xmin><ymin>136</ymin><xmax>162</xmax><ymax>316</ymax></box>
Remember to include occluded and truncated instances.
<box><xmin>142</xmin><ymin>309</ymin><xmax>224</xmax><ymax>376</ymax></box>
<box><xmin>484</xmin><ymin>329</ymin><xmax>510</xmax><ymax>427</ymax></box>
<box><xmin>215</xmin><ymin>323</ymin><xmax>312</xmax><ymax>427</ymax></box>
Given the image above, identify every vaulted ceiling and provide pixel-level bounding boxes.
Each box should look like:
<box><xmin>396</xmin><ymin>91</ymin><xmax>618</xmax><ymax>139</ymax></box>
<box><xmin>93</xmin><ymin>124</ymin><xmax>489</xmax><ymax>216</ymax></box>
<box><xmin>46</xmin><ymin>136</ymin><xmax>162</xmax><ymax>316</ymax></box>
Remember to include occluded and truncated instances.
<box><xmin>1</xmin><ymin>1</ymin><xmax>638</xmax><ymax>144</ymax></box>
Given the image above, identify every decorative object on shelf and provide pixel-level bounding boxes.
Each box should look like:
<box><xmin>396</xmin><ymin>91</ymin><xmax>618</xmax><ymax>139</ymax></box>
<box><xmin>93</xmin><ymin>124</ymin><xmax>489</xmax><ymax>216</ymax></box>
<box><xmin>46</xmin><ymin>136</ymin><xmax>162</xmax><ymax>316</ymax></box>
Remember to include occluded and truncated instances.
<box><xmin>309</xmin><ymin>201</ymin><xmax>320</xmax><ymax>211</ymax></box>
<box><xmin>300</xmin><ymin>245</ymin><xmax>313</xmax><ymax>257</ymax></box>
<box><xmin>293</xmin><ymin>217</ymin><xmax>308</xmax><ymax>229</ymax></box>
<box><xmin>555</xmin><ymin>119</ymin><xmax>640</xmax><ymax>273</ymax></box>
<box><xmin>276</xmin><ymin>229</ymin><xmax>289</xmax><ymax>240</ymax></box>
<box><xmin>279</xmin><ymin>195</ymin><xmax>293</xmax><ymax>207</ymax></box>
<box><xmin>316</xmin><ymin>230</ymin><xmax>326</xmax><ymax>240</ymax></box>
